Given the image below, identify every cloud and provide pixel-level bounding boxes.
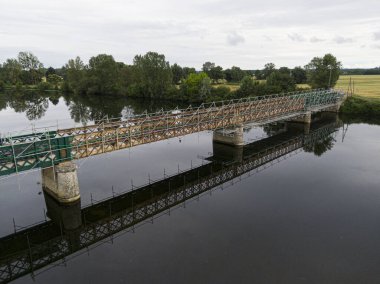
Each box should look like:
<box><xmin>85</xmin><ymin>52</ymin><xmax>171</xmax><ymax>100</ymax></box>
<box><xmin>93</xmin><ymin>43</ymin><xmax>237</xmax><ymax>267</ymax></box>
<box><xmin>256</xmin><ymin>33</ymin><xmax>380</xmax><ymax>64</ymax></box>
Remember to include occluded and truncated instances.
<box><xmin>288</xmin><ymin>33</ymin><xmax>306</xmax><ymax>42</ymax></box>
<box><xmin>333</xmin><ymin>36</ymin><xmax>354</xmax><ymax>44</ymax></box>
<box><xmin>310</xmin><ymin>36</ymin><xmax>325</xmax><ymax>43</ymax></box>
<box><xmin>226</xmin><ymin>31</ymin><xmax>245</xmax><ymax>46</ymax></box>
<box><xmin>374</xmin><ymin>32</ymin><xmax>380</xmax><ymax>41</ymax></box>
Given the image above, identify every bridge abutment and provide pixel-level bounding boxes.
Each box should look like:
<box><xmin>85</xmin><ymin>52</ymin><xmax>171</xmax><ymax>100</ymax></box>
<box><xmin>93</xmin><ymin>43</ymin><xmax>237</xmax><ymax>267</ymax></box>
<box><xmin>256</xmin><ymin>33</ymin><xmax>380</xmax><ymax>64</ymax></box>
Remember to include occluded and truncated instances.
<box><xmin>213</xmin><ymin>125</ymin><xmax>244</xmax><ymax>147</ymax></box>
<box><xmin>42</xmin><ymin>161</ymin><xmax>80</xmax><ymax>204</ymax></box>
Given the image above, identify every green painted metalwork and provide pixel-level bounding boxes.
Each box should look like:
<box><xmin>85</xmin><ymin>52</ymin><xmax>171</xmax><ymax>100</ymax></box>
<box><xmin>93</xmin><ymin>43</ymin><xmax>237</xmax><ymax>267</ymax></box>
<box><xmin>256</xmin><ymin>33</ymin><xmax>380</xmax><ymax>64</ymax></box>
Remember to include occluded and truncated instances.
<box><xmin>0</xmin><ymin>132</ymin><xmax>73</xmax><ymax>176</ymax></box>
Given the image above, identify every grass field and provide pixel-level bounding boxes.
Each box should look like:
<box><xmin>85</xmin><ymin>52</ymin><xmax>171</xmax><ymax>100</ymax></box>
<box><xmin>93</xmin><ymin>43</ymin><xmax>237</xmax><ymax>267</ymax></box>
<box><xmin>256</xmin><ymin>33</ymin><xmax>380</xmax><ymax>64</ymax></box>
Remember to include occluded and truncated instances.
<box><xmin>215</xmin><ymin>75</ymin><xmax>380</xmax><ymax>100</ymax></box>
<box><xmin>335</xmin><ymin>75</ymin><xmax>380</xmax><ymax>99</ymax></box>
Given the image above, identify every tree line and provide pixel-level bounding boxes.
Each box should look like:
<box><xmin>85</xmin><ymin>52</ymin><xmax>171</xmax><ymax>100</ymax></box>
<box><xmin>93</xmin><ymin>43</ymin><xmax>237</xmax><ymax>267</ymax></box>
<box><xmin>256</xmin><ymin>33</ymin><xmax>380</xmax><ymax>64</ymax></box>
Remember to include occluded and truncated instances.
<box><xmin>0</xmin><ymin>51</ymin><xmax>342</xmax><ymax>102</ymax></box>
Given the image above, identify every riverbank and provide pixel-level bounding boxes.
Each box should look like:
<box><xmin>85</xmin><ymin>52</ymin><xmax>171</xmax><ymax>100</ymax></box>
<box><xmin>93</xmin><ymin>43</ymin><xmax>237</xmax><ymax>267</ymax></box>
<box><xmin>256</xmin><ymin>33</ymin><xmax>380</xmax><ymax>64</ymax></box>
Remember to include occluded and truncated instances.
<box><xmin>340</xmin><ymin>96</ymin><xmax>380</xmax><ymax>117</ymax></box>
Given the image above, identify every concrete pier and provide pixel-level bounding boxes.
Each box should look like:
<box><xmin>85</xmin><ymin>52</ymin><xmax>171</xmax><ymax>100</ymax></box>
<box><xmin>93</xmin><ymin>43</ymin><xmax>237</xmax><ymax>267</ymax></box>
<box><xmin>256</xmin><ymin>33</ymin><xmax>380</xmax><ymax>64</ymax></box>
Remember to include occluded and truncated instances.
<box><xmin>213</xmin><ymin>125</ymin><xmax>244</xmax><ymax>147</ymax></box>
<box><xmin>42</xmin><ymin>161</ymin><xmax>80</xmax><ymax>204</ymax></box>
<box><xmin>292</xmin><ymin>111</ymin><xmax>312</xmax><ymax>124</ymax></box>
<box><xmin>44</xmin><ymin>192</ymin><xmax>82</xmax><ymax>230</ymax></box>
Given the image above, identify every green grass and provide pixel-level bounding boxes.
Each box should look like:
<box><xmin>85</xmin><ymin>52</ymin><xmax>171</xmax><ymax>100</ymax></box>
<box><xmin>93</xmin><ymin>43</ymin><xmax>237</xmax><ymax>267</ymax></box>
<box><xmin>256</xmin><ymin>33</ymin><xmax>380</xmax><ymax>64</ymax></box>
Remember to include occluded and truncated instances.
<box><xmin>340</xmin><ymin>95</ymin><xmax>380</xmax><ymax>116</ymax></box>
<box><xmin>335</xmin><ymin>75</ymin><xmax>380</xmax><ymax>99</ymax></box>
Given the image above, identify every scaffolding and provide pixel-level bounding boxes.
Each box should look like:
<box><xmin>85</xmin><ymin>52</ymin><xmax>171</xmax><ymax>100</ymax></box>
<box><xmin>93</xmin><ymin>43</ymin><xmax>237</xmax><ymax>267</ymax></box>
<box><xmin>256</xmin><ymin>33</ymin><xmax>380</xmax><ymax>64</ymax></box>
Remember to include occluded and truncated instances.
<box><xmin>0</xmin><ymin>89</ymin><xmax>344</xmax><ymax>177</ymax></box>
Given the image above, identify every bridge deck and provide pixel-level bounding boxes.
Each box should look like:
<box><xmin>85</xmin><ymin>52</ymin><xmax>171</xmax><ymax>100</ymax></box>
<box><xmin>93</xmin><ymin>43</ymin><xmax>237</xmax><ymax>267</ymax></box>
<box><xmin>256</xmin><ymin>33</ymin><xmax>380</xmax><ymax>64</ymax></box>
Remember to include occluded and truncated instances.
<box><xmin>0</xmin><ymin>89</ymin><xmax>344</xmax><ymax>176</ymax></box>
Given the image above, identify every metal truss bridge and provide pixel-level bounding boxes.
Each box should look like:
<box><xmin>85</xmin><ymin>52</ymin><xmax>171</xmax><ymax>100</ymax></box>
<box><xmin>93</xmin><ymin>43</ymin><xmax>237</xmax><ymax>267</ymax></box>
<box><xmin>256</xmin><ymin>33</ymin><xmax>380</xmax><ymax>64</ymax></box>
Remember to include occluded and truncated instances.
<box><xmin>0</xmin><ymin>89</ymin><xmax>344</xmax><ymax>177</ymax></box>
<box><xmin>0</xmin><ymin>119</ymin><xmax>341</xmax><ymax>283</ymax></box>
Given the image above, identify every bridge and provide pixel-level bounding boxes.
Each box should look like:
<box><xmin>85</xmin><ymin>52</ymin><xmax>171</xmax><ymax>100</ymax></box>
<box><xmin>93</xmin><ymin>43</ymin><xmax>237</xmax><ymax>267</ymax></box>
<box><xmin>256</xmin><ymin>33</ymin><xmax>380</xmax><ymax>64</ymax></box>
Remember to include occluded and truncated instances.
<box><xmin>0</xmin><ymin>118</ymin><xmax>341</xmax><ymax>284</ymax></box>
<box><xmin>0</xmin><ymin>89</ymin><xmax>345</xmax><ymax>203</ymax></box>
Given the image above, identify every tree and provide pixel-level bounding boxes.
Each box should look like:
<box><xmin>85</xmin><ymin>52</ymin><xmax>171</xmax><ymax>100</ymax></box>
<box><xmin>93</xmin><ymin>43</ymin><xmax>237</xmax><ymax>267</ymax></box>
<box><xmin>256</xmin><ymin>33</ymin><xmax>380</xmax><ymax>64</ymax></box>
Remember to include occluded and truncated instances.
<box><xmin>202</xmin><ymin>62</ymin><xmax>215</xmax><ymax>73</ymax></box>
<box><xmin>86</xmin><ymin>54</ymin><xmax>123</xmax><ymax>95</ymax></box>
<box><xmin>266</xmin><ymin>70</ymin><xmax>296</xmax><ymax>93</ymax></box>
<box><xmin>225</xmin><ymin>66</ymin><xmax>246</xmax><ymax>82</ymax></box>
<box><xmin>63</xmin><ymin>56</ymin><xmax>86</xmax><ymax>94</ymax></box>
<box><xmin>47</xmin><ymin>74</ymin><xmax>63</xmax><ymax>88</ymax></box>
<box><xmin>254</xmin><ymin>70</ymin><xmax>263</xmax><ymax>80</ymax></box>
<box><xmin>132</xmin><ymin>52</ymin><xmax>173</xmax><ymax>99</ymax></box>
<box><xmin>305</xmin><ymin>54</ymin><xmax>341</xmax><ymax>89</ymax></box>
<box><xmin>45</xmin><ymin>67</ymin><xmax>56</xmax><ymax>77</ymax></box>
<box><xmin>262</xmin><ymin>63</ymin><xmax>276</xmax><ymax>79</ymax></box>
<box><xmin>237</xmin><ymin>75</ymin><xmax>256</xmax><ymax>97</ymax></box>
<box><xmin>181</xmin><ymin>72</ymin><xmax>211</xmax><ymax>101</ymax></box>
<box><xmin>209</xmin><ymin>65</ymin><xmax>224</xmax><ymax>81</ymax></box>
<box><xmin>291</xmin><ymin>66</ymin><xmax>307</xmax><ymax>84</ymax></box>
<box><xmin>171</xmin><ymin>63</ymin><xmax>183</xmax><ymax>84</ymax></box>
<box><xmin>182</xmin><ymin>67</ymin><xmax>196</xmax><ymax>78</ymax></box>
<box><xmin>18</xmin><ymin>51</ymin><xmax>44</xmax><ymax>84</ymax></box>
<box><xmin>1</xmin><ymin>59</ymin><xmax>22</xmax><ymax>84</ymax></box>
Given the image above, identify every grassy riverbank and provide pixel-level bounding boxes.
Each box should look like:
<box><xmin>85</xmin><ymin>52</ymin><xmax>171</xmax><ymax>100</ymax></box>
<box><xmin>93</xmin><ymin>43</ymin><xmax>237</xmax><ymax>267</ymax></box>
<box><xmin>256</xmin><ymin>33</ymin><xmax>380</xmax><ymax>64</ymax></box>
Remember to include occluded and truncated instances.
<box><xmin>340</xmin><ymin>96</ymin><xmax>380</xmax><ymax>117</ymax></box>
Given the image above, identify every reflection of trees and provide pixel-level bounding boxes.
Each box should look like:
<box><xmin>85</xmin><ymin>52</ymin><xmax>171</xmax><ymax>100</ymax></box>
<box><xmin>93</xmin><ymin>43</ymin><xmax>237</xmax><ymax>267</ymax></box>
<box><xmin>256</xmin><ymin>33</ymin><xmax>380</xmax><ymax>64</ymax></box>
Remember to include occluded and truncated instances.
<box><xmin>68</xmin><ymin>102</ymin><xmax>92</xmax><ymax>125</ymax></box>
<box><xmin>24</xmin><ymin>97</ymin><xmax>49</xmax><ymax>120</ymax></box>
<box><xmin>3</xmin><ymin>91</ymin><xmax>50</xmax><ymax>121</ymax></box>
<box><xmin>303</xmin><ymin>135</ymin><xmax>336</xmax><ymax>157</ymax></box>
<box><xmin>0</xmin><ymin>94</ymin><xmax>8</xmax><ymax>111</ymax></box>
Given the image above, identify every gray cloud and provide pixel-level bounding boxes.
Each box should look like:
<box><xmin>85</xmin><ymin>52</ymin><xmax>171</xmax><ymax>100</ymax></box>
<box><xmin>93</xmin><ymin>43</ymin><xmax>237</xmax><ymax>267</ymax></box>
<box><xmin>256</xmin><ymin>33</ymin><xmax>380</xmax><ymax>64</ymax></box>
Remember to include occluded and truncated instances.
<box><xmin>226</xmin><ymin>31</ymin><xmax>245</xmax><ymax>46</ymax></box>
<box><xmin>333</xmin><ymin>36</ymin><xmax>354</xmax><ymax>44</ymax></box>
<box><xmin>288</xmin><ymin>33</ymin><xmax>306</xmax><ymax>42</ymax></box>
<box><xmin>310</xmin><ymin>36</ymin><xmax>325</xmax><ymax>43</ymax></box>
<box><xmin>0</xmin><ymin>0</ymin><xmax>379</xmax><ymax>68</ymax></box>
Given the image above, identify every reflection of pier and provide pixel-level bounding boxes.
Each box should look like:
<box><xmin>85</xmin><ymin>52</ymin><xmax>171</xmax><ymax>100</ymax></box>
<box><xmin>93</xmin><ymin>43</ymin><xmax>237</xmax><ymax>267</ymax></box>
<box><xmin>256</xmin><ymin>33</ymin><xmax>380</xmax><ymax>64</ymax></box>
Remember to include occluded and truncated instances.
<box><xmin>0</xmin><ymin>118</ymin><xmax>341</xmax><ymax>283</ymax></box>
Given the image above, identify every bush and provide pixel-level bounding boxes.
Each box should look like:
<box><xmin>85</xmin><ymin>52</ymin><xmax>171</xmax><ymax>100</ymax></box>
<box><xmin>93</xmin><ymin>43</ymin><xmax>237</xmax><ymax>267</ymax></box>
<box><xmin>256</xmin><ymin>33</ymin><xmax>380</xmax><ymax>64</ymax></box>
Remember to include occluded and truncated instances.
<box><xmin>340</xmin><ymin>96</ymin><xmax>380</xmax><ymax>116</ymax></box>
<box><xmin>37</xmin><ymin>81</ymin><xmax>53</xmax><ymax>91</ymax></box>
<box><xmin>0</xmin><ymin>80</ymin><xmax>4</xmax><ymax>91</ymax></box>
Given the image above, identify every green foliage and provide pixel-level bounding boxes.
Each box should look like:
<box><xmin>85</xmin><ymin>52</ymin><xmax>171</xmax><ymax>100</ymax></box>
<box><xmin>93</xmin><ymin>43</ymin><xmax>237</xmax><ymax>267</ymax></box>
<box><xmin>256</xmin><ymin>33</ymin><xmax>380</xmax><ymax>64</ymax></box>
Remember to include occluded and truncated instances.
<box><xmin>171</xmin><ymin>63</ymin><xmax>183</xmax><ymax>84</ymax></box>
<box><xmin>267</xmin><ymin>69</ymin><xmax>296</xmax><ymax>92</ymax></box>
<box><xmin>18</xmin><ymin>51</ymin><xmax>44</xmax><ymax>84</ymax></box>
<box><xmin>131</xmin><ymin>52</ymin><xmax>173</xmax><ymax>99</ymax></box>
<box><xmin>37</xmin><ymin>81</ymin><xmax>52</xmax><ymax>91</ymax></box>
<box><xmin>202</xmin><ymin>62</ymin><xmax>224</xmax><ymax>82</ymax></box>
<box><xmin>0</xmin><ymin>80</ymin><xmax>4</xmax><ymax>92</ymax></box>
<box><xmin>340</xmin><ymin>96</ymin><xmax>380</xmax><ymax>116</ymax></box>
<box><xmin>45</xmin><ymin>67</ymin><xmax>56</xmax><ymax>77</ymax></box>
<box><xmin>1</xmin><ymin>59</ymin><xmax>22</xmax><ymax>84</ymax></box>
<box><xmin>181</xmin><ymin>72</ymin><xmax>211</xmax><ymax>102</ymax></box>
<box><xmin>224</xmin><ymin>66</ymin><xmax>246</xmax><ymax>82</ymax></box>
<box><xmin>47</xmin><ymin>74</ymin><xmax>63</xmax><ymax>88</ymax></box>
<box><xmin>86</xmin><ymin>54</ymin><xmax>125</xmax><ymax>96</ymax></box>
<box><xmin>305</xmin><ymin>53</ymin><xmax>341</xmax><ymax>89</ymax></box>
<box><xmin>63</xmin><ymin>56</ymin><xmax>86</xmax><ymax>94</ymax></box>
<box><xmin>292</xmin><ymin>66</ymin><xmax>307</xmax><ymax>84</ymax></box>
<box><xmin>262</xmin><ymin>63</ymin><xmax>276</xmax><ymax>79</ymax></box>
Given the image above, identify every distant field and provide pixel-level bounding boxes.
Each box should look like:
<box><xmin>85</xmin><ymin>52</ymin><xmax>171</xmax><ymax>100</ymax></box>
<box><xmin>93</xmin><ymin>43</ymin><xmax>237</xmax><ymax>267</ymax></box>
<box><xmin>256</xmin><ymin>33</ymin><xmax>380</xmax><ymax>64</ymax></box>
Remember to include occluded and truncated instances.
<box><xmin>335</xmin><ymin>75</ymin><xmax>380</xmax><ymax>99</ymax></box>
<box><xmin>213</xmin><ymin>75</ymin><xmax>379</xmax><ymax>99</ymax></box>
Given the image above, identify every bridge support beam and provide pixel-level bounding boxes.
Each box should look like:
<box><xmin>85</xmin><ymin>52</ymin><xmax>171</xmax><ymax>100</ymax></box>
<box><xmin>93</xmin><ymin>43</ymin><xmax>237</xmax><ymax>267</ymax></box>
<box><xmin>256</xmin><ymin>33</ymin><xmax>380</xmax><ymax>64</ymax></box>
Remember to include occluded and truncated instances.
<box><xmin>42</xmin><ymin>161</ymin><xmax>80</xmax><ymax>204</ymax></box>
<box><xmin>213</xmin><ymin>125</ymin><xmax>244</xmax><ymax>147</ymax></box>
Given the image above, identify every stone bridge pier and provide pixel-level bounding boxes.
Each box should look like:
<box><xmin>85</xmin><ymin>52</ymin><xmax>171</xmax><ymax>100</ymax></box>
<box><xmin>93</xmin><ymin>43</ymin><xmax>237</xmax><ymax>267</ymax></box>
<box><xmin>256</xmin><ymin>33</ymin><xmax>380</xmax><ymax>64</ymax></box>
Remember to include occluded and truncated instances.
<box><xmin>42</xmin><ymin>161</ymin><xmax>80</xmax><ymax>204</ymax></box>
<box><xmin>213</xmin><ymin>124</ymin><xmax>244</xmax><ymax>147</ymax></box>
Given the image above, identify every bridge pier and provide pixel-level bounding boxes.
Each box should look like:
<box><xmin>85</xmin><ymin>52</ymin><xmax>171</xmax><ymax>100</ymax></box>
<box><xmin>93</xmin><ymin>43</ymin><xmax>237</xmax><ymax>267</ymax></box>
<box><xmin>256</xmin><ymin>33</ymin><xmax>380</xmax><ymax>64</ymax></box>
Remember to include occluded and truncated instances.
<box><xmin>212</xmin><ymin>142</ymin><xmax>243</xmax><ymax>163</ymax></box>
<box><xmin>42</xmin><ymin>161</ymin><xmax>80</xmax><ymax>204</ymax></box>
<box><xmin>44</xmin><ymin>191</ymin><xmax>82</xmax><ymax>230</ymax></box>
<box><xmin>213</xmin><ymin>125</ymin><xmax>244</xmax><ymax>147</ymax></box>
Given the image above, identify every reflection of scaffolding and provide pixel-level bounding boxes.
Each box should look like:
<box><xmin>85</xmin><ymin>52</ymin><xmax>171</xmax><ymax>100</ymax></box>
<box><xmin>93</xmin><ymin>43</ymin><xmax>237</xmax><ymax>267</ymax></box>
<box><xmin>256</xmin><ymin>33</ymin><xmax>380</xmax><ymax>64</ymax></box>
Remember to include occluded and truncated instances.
<box><xmin>0</xmin><ymin>120</ymin><xmax>341</xmax><ymax>283</ymax></box>
<box><xmin>0</xmin><ymin>89</ymin><xmax>344</xmax><ymax>177</ymax></box>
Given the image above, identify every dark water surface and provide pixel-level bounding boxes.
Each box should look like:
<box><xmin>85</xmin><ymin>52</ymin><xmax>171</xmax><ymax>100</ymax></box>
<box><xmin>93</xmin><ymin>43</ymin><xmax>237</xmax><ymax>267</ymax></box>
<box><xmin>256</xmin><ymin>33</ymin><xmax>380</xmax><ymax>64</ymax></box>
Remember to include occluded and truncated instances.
<box><xmin>1</xmin><ymin>92</ymin><xmax>380</xmax><ymax>284</ymax></box>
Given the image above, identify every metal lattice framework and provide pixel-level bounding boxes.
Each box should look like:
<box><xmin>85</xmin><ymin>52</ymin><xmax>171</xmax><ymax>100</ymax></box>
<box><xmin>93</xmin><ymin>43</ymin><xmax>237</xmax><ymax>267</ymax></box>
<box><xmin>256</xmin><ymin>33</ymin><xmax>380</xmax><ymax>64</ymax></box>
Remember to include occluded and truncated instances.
<box><xmin>0</xmin><ymin>120</ymin><xmax>341</xmax><ymax>283</ymax></box>
<box><xmin>0</xmin><ymin>89</ymin><xmax>344</xmax><ymax>176</ymax></box>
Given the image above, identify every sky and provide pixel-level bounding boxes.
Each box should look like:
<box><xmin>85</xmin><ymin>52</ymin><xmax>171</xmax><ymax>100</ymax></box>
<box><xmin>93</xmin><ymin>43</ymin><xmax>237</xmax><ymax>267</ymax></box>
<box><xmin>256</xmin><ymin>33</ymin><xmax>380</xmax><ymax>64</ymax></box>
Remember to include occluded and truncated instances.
<box><xmin>0</xmin><ymin>0</ymin><xmax>379</xmax><ymax>69</ymax></box>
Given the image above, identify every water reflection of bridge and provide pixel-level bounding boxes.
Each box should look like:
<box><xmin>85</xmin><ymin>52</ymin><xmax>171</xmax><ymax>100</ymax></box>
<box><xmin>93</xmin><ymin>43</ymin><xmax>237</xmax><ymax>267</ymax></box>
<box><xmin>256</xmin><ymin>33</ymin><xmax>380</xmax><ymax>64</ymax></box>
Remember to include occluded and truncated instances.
<box><xmin>0</xmin><ymin>117</ymin><xmax>341</xmax><ymax>284</ymax></box>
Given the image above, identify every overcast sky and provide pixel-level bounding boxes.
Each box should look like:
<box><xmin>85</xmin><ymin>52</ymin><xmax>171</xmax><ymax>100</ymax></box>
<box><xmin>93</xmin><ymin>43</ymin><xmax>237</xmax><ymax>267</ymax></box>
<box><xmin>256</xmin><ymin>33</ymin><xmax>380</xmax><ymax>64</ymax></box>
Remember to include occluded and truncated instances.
<box><xmin>0</xmin><ymin>0</ymin><xmax>379</xmax><ymax>69</ymax></box>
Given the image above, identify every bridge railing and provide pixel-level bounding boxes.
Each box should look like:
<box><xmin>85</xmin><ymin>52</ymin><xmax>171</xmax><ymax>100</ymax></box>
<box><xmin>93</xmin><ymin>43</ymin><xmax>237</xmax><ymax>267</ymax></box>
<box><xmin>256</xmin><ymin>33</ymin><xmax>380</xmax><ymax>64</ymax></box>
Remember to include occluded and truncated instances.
<box><xmin>0</xmin><ymin>89</ymin><xmax>345</xmax><ymax>177</ymax></box>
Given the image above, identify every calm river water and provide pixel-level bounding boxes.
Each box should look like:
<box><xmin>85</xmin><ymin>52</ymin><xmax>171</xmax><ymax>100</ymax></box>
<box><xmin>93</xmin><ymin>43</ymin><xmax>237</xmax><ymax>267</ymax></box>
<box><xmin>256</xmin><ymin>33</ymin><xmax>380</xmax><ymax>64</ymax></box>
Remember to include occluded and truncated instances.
<box><xmin>0</xmin><ymin>92</ymin><xmax>380</xmax><ymax>284</ymax></box>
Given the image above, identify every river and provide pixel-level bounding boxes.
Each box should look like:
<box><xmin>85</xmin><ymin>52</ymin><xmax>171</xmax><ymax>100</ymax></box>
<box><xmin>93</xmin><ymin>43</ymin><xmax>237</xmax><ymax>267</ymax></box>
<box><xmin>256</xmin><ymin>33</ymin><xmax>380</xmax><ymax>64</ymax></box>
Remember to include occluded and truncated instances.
<box><xmin>0</xmin><ymin>91</ymin><xmax>380</xmax><ymax>283</ymax></box>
